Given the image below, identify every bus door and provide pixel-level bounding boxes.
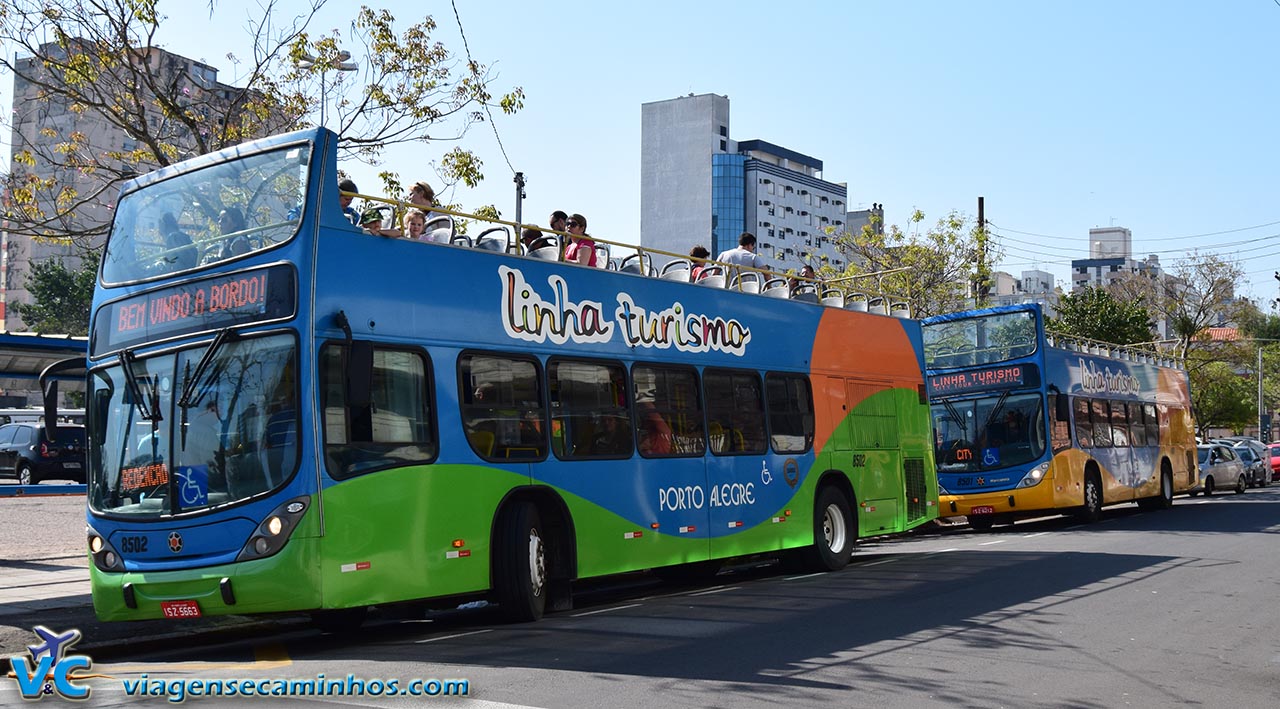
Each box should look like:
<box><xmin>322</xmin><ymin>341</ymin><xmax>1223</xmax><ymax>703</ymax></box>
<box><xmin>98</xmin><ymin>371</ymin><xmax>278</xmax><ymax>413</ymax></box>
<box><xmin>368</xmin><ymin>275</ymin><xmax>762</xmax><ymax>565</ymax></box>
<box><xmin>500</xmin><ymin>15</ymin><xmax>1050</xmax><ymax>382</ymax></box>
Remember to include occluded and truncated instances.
<box><xmin>840</xmin><ymin>378</ymin><xmax>902</xmax><ymax>535</ymax></box>
<box><xmin>702</xmin><ymin>369</ymin><xmax>774</xmax><ymax>560</ymax></box>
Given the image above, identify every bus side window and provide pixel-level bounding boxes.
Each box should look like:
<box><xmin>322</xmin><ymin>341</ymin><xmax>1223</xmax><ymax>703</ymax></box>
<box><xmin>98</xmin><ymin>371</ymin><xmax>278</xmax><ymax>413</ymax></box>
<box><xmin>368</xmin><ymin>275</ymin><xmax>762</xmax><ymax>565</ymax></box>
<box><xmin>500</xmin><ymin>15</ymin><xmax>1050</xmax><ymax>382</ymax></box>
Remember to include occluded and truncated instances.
<box><xmin>704</xmin><ymin>368</ymin><xmax>766</xmax><ymax>455</ymax></box>
<box><xmin>1048</xmin><ymin>394</ymin><xmax>1072</xmax><ymax>453</ymax></box>
<box><xmin>633</xmin><ymin>364</ymin><xmax>704</xmax><ymax>457</ymax></box>
<box><xmin>1144</xmin><ymin>403</ymin><xmax>1159</xmax><ymax>444</ymax></box>
<box><xmin>460</xmin><ymin>353</ymin><xmax>546</xmax><ymax>461</ymax></box>
<box><xmin>766</xmin><ymin>373</ymin><xmax>814</xmax><ymax>453</ymax></box>
<box><xmin>547</xmin><ymin>358</ymin><xmax>632</xmax><ymax>460</ymax></box>
<box><xmin>1110</xmin><ymin>399</ymin><xmax>1129</xmax><ymax>447</ymax></box>
<box><xmin>1073</xmin><ymin>396</ymin><xmax>1093</xmax><ymax>448</ymax></box>
<box><xmin>1128</xmin><ymin>402</ymin><xmax>1147</xmax><ymax>447</ymax></box>
<box><xmin>1091</xmin><ymin>399</ymin><xmax>1112</xmax><ymax>448</ymax></box>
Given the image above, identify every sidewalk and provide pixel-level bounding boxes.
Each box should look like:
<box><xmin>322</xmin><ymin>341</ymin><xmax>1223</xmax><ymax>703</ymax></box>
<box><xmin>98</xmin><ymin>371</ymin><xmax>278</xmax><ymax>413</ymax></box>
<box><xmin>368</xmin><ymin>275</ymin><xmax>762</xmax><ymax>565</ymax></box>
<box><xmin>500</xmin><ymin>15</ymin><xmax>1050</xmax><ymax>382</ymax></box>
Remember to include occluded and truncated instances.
<box><xmin>0</xmin><ymin>554</ymin><xmax>304</xmax><ymax>670</ymax></box>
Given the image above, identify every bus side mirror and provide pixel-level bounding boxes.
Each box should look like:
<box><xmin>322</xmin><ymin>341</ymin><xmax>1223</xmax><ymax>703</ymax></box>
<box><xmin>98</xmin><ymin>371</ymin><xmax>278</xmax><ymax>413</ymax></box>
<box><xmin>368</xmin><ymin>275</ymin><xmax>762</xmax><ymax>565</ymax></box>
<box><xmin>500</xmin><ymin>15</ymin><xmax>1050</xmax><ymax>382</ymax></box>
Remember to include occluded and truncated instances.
<box><xmin>92</xmin><ymin>390</ymin><xmax>112</xmax><ymax>446</ymax></box>
<box><xmin>40</xmin><ymin>356</ymin><xmax>87</xmax><ymax>443</ymax></box>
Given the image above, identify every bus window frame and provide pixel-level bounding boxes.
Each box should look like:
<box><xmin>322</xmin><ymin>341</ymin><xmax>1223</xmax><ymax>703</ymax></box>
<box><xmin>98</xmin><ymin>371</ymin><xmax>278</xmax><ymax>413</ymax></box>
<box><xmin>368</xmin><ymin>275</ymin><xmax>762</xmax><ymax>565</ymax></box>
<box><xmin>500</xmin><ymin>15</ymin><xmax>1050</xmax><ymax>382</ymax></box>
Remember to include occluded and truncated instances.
<box><xmin>320</xmin><ymin>340</ymin><xmax>439</xmax><ymax>480</ymax></box>
<box><xmin>764</xmin><ymin>372</ymin><xmax>815</xmax><ymax>455</ymax></box>
<box><xmin>703</xmin><ymin>367</ymin><xmax>768</xmax><ymax>456</ymax></box>
<box><xmin>457</xmin><ymin>350</ymin><xmax>549</xmax><ymax>463</ymax></box>
<box><xmin>631</xmin><ymin>362</ymin><xmax>706</xmax><ymax>459</ymax></box>
<box><xmin>545</xmin><ymin>356</ymin><xmax>634</xmax><ymax>461</ymax></box>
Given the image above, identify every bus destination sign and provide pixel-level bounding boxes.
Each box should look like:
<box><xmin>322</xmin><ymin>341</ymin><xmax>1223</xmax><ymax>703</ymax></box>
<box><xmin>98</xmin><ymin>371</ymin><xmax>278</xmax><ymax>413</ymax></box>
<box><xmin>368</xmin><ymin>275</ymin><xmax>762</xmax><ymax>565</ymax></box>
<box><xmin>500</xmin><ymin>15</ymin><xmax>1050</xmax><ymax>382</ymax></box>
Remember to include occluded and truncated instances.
<box><xmin>927</xmin><ymin>363</ymin><xmax>1036</xmax><ymax>397</ymax></box>
<box><xmin>92</xmin><ymin>265</ymin><xmax>295</xmax><ymax>355</ymax></box>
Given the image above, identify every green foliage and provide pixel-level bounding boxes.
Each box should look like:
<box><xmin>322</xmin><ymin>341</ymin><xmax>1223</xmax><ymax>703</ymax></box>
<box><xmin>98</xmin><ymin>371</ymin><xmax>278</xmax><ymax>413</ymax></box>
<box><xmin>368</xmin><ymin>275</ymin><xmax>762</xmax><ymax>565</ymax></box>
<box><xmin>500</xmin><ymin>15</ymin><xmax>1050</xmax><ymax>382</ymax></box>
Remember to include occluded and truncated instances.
<box><xmin>1110</xmin><ymin>253</ymin><xmax>1244</xmax><ymax>359</ymax></box>
<box><xmin>1046</xmin><ymin>286</ymin><xmax>1154</xmax><ymax>346</ymax></box>
<box><xmin>11</xmin><ymin>254</ymin><xmax>98</xmax><ymax>335</ymax></box>
<box><xmin>1189</xmin><ymin>359</ymin><xmax>1255</xmax><ymax>435</ymax></box>
<box><xmin>828</xmin><ymin>209</ymin><xmax>992</xmax><ymax>318</ymax></box>
<box><xmin>0</xmin><ymin>0</ymin><xmax>523</xmax><ymax>247</ymax></box>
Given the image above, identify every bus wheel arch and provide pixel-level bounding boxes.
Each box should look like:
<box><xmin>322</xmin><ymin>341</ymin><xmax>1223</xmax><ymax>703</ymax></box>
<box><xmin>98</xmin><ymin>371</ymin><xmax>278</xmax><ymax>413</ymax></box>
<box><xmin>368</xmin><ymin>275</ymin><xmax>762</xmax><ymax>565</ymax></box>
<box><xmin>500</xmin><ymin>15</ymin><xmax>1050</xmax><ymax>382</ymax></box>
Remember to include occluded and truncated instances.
<box><xmin>1139</xmin><ymin>459</ymin><xmax>1174</xmax><ymax>511</ymax></box>
<box><xmin>800</xmin><ymin>472</ymin><xmax>857</xmax><ymax>572</ymax></box>
<box><xmin>491</xmin><ymin>487</ymin><xmax>576</xmax><ymax>621</ymax></box>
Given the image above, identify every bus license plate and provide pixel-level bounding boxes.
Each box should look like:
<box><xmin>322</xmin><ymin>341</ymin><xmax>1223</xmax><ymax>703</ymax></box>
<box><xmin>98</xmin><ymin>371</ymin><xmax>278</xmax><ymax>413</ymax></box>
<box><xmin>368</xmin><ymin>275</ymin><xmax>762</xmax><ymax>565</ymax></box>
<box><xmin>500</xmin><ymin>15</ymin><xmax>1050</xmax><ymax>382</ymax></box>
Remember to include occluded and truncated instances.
<box><xmin>969</xmin><ymin>506</ymin><xmax>995</xmax><ymax>515</ymax></box>
<box><xmin>63</xmin><ymin>462</ymin><xmax>81</xmax><ymax>469</ymax></box>
<box><xmin>160</xmin><ymin>600</ymin><xmax>202</xmax><ymax>619</ymax></box>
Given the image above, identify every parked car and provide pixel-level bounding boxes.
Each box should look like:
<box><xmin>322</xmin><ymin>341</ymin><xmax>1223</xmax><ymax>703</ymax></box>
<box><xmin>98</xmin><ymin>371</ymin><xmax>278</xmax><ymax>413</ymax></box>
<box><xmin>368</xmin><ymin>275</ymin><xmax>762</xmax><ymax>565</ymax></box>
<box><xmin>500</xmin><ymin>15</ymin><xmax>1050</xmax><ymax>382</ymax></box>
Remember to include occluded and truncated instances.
<box><xmin>1234</xmin><ymin>445</ymin><xmax>1270</xmax><ymax>488</ymax></box>
<box><xmin>1191</xmin><ymin>444</ymin><xmax>1247</xmax><ymax>496</ymax></box>
<box><xmin>1270</xmin><ymin>443</ymin><xmax>1280</xmax><ymax>483</ymax></box>
<box><xmin>0</xmin><ymin>423</ymin><xmax>86</xmax><ymax>484</ymax></box>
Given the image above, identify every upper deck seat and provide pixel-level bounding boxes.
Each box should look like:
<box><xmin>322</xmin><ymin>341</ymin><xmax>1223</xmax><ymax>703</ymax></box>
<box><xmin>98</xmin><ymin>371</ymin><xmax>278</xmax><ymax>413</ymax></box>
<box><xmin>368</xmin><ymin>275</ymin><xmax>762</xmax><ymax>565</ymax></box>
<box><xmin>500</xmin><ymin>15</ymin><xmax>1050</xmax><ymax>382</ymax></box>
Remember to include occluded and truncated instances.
<box><xmin>619</xmin><ymin>253</ymin><xmax>655</xmax><ymax>276</ymax></box>
<box><xmin>659</xmin><ymin>258</ymin><xmax>692</xmax><ymax>282</ymax></box>
<box><xmin>695</xmin><ymin>265</ymin><xmax>726</xmax><ymax>288</ymax></box>
<box><xmin>821</xmin><ymin>288</ymin><xmax>845</xmax><ymax>308</ymax></box>
<box><xmin>762</xmin><ymin>277</ymin><xmax>790</xmax><ymax>299</ymax></box>
<box><xmin>730</xmin><ymin>272</ymin><xmax>762</xmax><ymax>293</ymax></box>
<box><xmin>473</xmin><ymin>226</ymin><xmax>511</xmax><ymax>252</ymax></box>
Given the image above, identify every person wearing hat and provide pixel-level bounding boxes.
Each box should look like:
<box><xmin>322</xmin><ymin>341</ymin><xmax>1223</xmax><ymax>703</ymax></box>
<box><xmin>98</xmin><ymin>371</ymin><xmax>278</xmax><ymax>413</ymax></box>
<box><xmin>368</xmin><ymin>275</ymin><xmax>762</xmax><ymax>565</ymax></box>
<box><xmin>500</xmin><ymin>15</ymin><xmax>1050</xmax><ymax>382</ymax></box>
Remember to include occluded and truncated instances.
<box><xmin>366</xmin><ymin>180</ymin><xmax>439</xmax><ymax>238</ymax></box>
<box><xmin>563</xmin><ymin>213</ymin><xmax>597</xmax><ymax>266</ymax></box>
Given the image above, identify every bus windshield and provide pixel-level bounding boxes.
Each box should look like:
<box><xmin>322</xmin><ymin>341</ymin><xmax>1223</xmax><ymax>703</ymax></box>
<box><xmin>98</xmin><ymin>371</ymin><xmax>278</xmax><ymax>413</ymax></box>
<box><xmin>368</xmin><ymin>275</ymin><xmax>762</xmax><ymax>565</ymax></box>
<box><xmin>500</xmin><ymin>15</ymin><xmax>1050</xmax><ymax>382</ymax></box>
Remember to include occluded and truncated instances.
<box><xmin>89</xmin><ymin>333</ymin><xmax>298</xmax><ymax>517</ymax></box>
<box><xmin>923</xmin><ymin>310</ymin><xmax>1038</xmax><ymax>368</ymax></box>
<box><xmin>101</xmin><ymin>145</ymin><xmax>309</xmax><ymax>284</ymax></box>
<box><xmin>932</xmin><ymin>392</ymin><xmax>1045</xmax><ymax>472</ymax></box>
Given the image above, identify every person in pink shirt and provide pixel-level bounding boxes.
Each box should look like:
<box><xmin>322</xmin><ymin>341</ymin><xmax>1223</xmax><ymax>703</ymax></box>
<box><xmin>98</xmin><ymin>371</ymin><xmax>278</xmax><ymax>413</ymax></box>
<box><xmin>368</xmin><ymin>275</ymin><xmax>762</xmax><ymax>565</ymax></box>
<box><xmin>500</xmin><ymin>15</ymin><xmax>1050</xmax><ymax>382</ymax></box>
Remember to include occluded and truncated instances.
<box><xmin>563</xmin><ymin>213</ymin><xmax>596</xmax><ymax>266</ymax></box>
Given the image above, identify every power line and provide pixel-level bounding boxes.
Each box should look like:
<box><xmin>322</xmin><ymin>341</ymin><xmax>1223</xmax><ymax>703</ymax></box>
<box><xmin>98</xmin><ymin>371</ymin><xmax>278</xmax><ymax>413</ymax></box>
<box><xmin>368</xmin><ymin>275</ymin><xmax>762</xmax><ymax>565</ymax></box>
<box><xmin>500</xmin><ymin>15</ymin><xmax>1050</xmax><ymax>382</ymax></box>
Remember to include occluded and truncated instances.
<box><xmin>450</xmin><ymin>0</ymin><xmax>516</xmax><ymax>176</ymax></box>
<box><xmin>992</xmin><ymin>217</ymin><xmax>1280</xmax><ymax>243</ymax></box>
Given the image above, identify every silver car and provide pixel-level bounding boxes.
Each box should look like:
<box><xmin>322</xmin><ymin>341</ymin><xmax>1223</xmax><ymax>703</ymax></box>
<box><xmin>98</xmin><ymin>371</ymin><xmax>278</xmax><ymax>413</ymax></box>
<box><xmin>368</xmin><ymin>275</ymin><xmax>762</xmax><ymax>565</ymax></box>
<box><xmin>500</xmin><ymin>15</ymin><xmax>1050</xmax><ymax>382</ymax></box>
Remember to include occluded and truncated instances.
<box><xmin>1192</xmin><ymin>444</ymin><xmax>1247</xmax><ymax>496</ymax></box>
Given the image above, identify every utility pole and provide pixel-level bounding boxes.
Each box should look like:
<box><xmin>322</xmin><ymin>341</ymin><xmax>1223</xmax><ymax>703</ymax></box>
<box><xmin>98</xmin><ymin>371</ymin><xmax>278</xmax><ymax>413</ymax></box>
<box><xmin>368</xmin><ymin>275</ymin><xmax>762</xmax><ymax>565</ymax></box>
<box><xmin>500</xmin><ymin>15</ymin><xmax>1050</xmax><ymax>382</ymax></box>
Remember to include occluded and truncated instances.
<box><xmin>513</xmin><ymin>172</ymin><xmax>526</xmax><ymax>237</ymax></box>
<box><xmin>974</xmin><ymin>196</ymin><xmax>988</xmax><ymax>306</ymax></box>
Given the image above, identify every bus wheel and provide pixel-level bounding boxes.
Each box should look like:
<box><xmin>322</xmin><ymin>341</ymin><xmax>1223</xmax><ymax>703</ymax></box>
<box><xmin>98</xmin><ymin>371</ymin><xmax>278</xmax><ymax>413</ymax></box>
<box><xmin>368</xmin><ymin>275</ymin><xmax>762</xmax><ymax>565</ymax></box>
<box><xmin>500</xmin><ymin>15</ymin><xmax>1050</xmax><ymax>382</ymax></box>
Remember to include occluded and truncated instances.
<box><xmin>310</xmin><ymin>606</ymin><xmax>367</xmax><ymax>634</ymax></box>
<box><xmin>1158</xmin><ymin>470</ymin><xmax>1174</xmax><ymax>509</ymax></box>
<box><xmin>1078</xmin><ymin>472</ymin><xmax>1102</xmax><ymax>523</ymax></box>
<box><xmin>803</xmin><ymin>486</ymin><xmax>854</xmax><ymax>572</ymax></box>
<box><xmin>495</xmin><ymin>501</ymin><xmax>547</xmax><ymax>622</ymax></box>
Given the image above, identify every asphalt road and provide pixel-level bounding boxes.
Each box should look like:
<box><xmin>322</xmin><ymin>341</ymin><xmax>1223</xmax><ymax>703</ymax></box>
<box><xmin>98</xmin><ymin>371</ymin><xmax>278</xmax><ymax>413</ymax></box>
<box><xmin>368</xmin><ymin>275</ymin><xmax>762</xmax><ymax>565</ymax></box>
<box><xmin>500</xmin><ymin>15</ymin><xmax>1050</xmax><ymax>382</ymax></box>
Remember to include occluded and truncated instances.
<box><xmin>5</xmin><ymin>489</ymin><xmax>1280</xmax><ymax>708</ymax></box>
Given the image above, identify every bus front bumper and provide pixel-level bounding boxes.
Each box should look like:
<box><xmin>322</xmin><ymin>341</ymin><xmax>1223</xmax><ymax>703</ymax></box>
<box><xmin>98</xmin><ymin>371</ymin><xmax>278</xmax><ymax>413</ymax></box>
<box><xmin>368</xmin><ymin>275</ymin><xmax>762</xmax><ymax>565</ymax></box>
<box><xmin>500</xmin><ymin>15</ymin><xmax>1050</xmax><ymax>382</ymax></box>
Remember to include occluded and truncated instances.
<box><xmin>90</xmin><ymin>537</ymin><xmax>321</xmax><ymax>622</ymax></box>
<box><xmin>941</xmin><ymin>480</ymin><xmax>1059</xmax><ymax>518</ymax></box>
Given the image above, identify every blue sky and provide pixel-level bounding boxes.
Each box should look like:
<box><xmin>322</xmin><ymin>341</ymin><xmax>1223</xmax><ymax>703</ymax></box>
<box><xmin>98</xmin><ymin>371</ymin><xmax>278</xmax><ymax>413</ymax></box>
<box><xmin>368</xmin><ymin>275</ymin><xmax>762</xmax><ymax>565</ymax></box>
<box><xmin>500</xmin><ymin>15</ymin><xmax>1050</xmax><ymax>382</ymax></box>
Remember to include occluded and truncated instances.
<box><xmin>5</xmin><ymin>1</ymin><xmax>1279</xmax><ymax>304</ymax></box>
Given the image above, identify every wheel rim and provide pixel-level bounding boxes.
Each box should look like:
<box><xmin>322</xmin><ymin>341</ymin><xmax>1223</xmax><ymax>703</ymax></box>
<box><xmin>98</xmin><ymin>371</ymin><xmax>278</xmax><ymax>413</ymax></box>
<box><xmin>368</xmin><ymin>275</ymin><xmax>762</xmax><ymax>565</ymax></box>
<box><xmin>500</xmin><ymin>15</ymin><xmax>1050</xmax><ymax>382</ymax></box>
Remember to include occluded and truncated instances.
<box><xmin>18</xmin><ymin>468</ymin><xmax>30</xmax><ymax>485</ymax></box>
<box><xmin>822</xmin><ymin>503</ymin><xmax>847</xmax><ymax>553</ymax></box>
<box><xmin>527</xmin><ymin>527</ymin><xmax>546</xmax><ymax>598</ymax></box>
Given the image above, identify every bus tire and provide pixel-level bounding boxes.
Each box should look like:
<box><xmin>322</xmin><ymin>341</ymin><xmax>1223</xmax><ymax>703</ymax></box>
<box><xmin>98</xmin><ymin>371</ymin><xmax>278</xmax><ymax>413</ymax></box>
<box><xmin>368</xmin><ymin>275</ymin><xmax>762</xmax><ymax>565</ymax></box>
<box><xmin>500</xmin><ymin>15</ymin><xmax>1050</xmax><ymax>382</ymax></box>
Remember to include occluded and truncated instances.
<box><xmin>1078</xmin><ymin>471</ymin><xmax>1102</xmax><ymax>523</ymax></box>
<box><xmin>495</xmin><ymin>501</ymin><xmax>547</xmax><ymax>622</ymax></box>
<box><xmin>1139</xmin><ymin>468</ymin><xmax>1174</xmax><ymax>510</ymax></box>
<box><xmin>310</xmin><ymin>606</ymin><xmax>367</xmax><ymax>634</ymax></box>
<box><xmin>802</xmin><ymin>486</ymin><xmax>855</xmax><ymax>572</ymax></box>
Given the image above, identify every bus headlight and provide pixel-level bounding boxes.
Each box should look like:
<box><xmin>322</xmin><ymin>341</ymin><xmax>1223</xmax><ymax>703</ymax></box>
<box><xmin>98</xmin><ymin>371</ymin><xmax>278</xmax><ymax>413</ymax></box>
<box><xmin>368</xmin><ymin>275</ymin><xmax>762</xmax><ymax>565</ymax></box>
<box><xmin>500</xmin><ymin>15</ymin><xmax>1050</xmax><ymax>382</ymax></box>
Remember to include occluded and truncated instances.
<box><xmin>236</xmin><ymin>496</ymin><xmax>310</xmax><ymax>562</ymax></box>
<box><xmin>87</xmin><ymin>525</ymin><xmax>124</xmax><ymax>572</ymax></box>
<box><xmin>1017</xmin><ymin>462</ymin><xmax>1051</xmax><ymax>488</ymax></box>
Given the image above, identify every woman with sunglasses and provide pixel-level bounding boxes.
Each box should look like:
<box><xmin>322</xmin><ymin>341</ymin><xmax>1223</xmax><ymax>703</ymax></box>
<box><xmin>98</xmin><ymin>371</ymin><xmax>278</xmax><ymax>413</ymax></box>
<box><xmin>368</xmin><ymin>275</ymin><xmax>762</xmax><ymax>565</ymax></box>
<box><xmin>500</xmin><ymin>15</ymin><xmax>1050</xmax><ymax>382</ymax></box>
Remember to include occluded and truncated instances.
<box><xmin>563</xmin><ymin>213</ymin><xmax>597</xmax><ymax>266</ymax></box>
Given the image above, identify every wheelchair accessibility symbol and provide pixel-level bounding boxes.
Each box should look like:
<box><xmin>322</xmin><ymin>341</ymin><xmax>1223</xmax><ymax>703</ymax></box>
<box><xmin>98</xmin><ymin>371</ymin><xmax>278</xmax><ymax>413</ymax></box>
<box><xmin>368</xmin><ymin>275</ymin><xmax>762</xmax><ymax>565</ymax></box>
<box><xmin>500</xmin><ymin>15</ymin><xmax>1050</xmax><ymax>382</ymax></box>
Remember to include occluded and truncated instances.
<box><xmin>982</xmin><ymin>448</ymin><xmax>1000</xmax><ymax>467</ymax></box>
<box><xmin>761</xmin><ymin>460</ymin><xmax>773</xmax><ymax>485</ymax></box>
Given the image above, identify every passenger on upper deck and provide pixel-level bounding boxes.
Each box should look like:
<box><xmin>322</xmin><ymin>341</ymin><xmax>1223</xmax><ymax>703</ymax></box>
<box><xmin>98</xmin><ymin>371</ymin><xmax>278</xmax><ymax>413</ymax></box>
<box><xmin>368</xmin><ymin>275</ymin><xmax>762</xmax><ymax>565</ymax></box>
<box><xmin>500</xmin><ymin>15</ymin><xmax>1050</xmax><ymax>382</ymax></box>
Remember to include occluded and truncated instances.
<box><xmin>790</xmin><ymin>264</ymin><xmax>817</xmax><ymax>293</ymax></box>
<box><xmin>159</xmin><ymin>212</ymin><xmax>197</xmax><ymax>271</ymax></box>
<box><xmin>717</xmin><ymin>232</ymin><xmax>764</xmax><ymax>273</ymax></box>
<box><xmin>338</xmin><ymin>179</ymin><xmax>360</xmax><ymax>225</ymax></box>
<box><xmin>563</xmin><ymin>213</ymin><xmax>596</xmax><ymax>266</ymax></box>
<box><xmin>549</xmin><ymin>210</ymin><xmax>568</xmax><ymax>234</ymax></box>
<box><xmin>402</xmin><ymin>209</ymin><xmax>428</xmax><ymax>241</ymax></box>
<box><xmin>521</xmin><ymin>226</ymin><xmax>545</xmax><ymax>251</ymax></box>
<box><xmin>217</xmin><ymin>207</ymin><xmax>250</xmax><ymax>259</ymax></box>
<box><xmin>689</xmin><ymin>245</ymin><xmax>711</xmax><ymax>281</ymax></box>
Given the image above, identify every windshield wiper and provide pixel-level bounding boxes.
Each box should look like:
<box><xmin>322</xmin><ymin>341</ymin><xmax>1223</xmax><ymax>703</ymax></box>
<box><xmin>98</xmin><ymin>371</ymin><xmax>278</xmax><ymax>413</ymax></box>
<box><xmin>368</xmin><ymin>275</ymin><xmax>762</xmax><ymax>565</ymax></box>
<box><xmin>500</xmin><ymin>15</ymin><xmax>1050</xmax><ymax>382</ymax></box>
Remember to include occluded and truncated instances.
<box><xmin>178</xmin><ymin>327</ymin><xmax>237</xmax><ymax>411</ymax></box>
<box><xmin>118</xmin><ymin>350</ymin><xmax>161</xmax><ymax>424</ymax></box>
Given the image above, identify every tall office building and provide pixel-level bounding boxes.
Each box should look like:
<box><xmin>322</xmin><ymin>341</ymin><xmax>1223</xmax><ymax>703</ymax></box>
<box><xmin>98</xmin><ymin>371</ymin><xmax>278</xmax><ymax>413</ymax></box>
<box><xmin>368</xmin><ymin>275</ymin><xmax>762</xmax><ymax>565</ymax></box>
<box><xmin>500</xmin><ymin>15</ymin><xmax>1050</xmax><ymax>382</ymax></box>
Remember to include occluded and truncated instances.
<box><xmin>640</xmin><ymin>94</ymin><xmax>853</xmax><ymax>272</ymax></box>
<box><xmin>1070</xmin><ymin>226</ymin><xmax>1162</xmax><ymax>291</ymax></box>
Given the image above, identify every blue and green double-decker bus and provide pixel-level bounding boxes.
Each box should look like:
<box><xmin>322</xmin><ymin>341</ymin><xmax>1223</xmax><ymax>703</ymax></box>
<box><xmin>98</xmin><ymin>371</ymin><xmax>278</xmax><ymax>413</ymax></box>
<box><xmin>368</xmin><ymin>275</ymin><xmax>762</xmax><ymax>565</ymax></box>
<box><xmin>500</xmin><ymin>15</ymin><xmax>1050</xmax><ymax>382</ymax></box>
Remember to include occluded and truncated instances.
<box><xmin>49</xmin><ymin>128</ymin><xmax>939</xmax><ymax>625</ymax></box>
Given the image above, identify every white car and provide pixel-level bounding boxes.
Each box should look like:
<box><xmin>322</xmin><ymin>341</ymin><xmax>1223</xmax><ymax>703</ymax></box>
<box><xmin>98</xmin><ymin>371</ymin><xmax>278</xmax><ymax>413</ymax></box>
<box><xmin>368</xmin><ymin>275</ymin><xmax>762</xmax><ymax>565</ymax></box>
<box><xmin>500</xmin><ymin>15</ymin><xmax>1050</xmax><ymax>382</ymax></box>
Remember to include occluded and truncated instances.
<box><xmin>1191</xmin><ymin>444</ymin><xmax>1247</xmax><ymax>496</ymax></box>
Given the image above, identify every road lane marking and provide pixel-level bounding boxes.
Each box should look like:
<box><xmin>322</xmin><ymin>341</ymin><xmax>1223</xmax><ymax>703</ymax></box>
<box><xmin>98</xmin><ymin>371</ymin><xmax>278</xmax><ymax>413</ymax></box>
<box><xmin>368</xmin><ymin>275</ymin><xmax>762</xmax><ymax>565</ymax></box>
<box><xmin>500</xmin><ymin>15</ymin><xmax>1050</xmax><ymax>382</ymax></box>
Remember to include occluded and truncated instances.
<box><xmin>570</xmin><ymin>603</ymin><xmax>642</xmax><ymax>617</ymax></box>
<box><xmin>1022</xmin><ymin>532</ymin><xmax>1049</xmax><ymax>539</ymax></box>
<box><xmin>862</xmin><ymin>559</ymin><xmax>899</xmax><ymax>567</ymax></box>
<box><xmin>415</xmin><ymin>629</ymin><xmax>493</xmax><ymax>644</ymax></box>
<box><xmin>979</xmin><ymin>539</ymin><xmax>1006</xmax><ymax>546</ymax></box>
<box><xmin>688</xmin><ymin>586</ymin><xmax>739</xmax><ymax>596</ymax></box>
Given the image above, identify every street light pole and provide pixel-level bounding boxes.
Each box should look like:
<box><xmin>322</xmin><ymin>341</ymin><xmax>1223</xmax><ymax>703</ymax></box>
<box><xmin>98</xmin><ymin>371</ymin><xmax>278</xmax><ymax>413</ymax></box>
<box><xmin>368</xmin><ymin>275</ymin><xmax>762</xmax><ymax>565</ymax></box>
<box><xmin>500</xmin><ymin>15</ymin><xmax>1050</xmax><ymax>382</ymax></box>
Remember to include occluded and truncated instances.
<box><xmin>295</xmin><ymin>50</ymin><xmax>358</xmax><ymax>128</ymax></box>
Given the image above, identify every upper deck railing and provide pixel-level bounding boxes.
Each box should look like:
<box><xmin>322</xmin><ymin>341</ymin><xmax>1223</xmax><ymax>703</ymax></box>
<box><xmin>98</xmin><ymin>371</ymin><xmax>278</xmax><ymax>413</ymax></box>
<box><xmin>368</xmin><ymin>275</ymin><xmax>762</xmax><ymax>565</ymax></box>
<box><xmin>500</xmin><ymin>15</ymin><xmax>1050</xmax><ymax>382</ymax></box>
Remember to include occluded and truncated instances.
<box><xmin>346</xmin><ymin>190</ymin><xmax>915</xmax><ymax>318</ymax></box>
<box><xmin>1045</xmin><ymin>331</ymin><xmax>1185</xmax><ymax>370</ymax></box>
